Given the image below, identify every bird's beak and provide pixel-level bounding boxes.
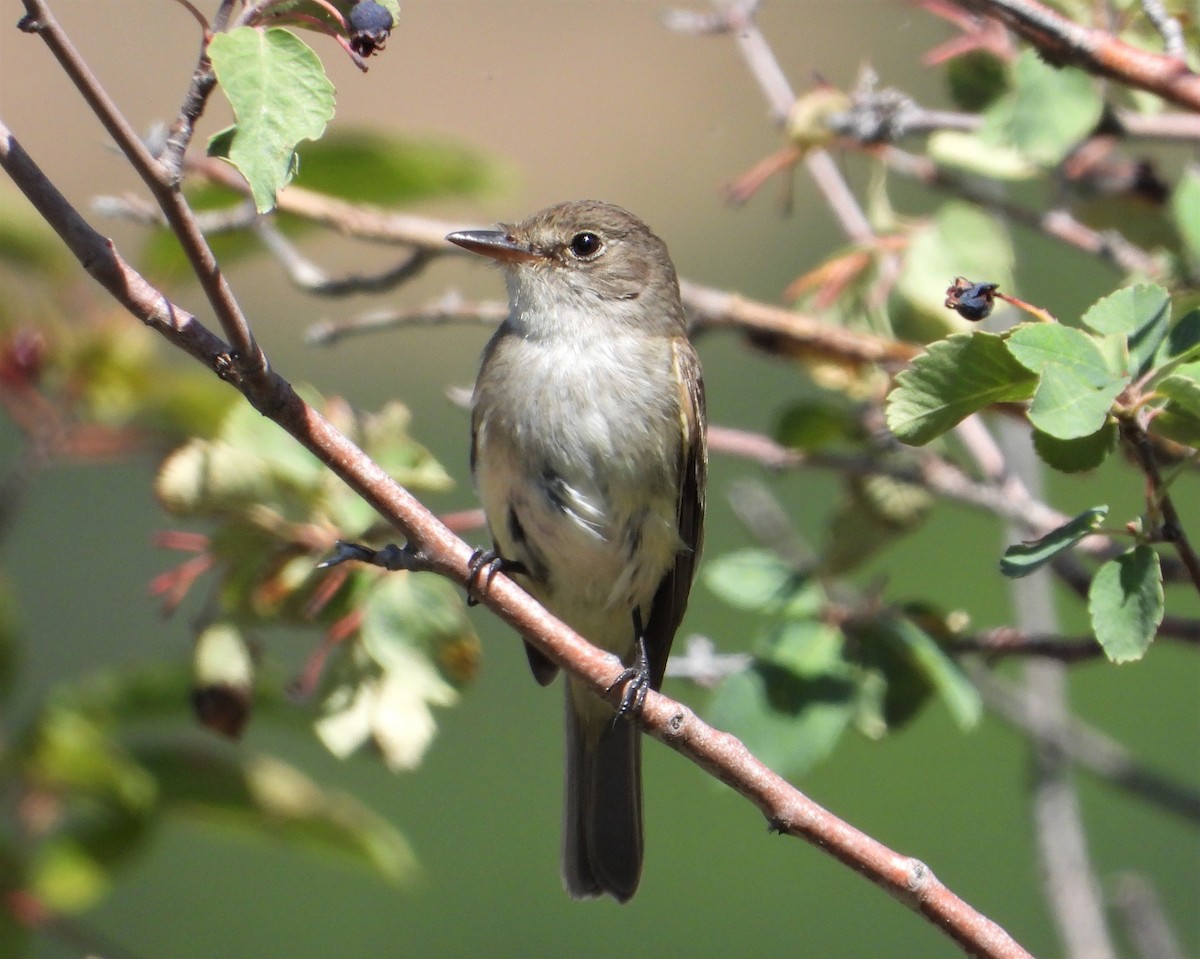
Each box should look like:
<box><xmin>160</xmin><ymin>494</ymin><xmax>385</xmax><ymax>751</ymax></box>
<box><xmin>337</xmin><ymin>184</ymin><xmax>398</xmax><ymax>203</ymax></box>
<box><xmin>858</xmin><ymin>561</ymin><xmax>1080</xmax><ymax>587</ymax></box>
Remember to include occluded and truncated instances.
<box><xmin>446</xmin><ymin>229</ymin><xmax>544</xmax><ymax>264</ymax></box>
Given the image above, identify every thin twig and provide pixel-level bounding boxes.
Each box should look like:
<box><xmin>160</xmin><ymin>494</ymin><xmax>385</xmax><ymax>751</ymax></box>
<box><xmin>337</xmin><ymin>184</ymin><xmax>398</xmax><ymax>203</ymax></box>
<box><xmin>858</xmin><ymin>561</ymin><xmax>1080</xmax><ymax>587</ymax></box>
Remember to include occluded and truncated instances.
<box><xmin>306</xmin><ymin>293</ymin><xmax>507</xmax><ymax>345</ymax></box>
<box><xmin>1136</xmin><ymin>0</ymin><xmax>1188</xmax><ymax>62</ymax></box>
<box><xmin>1110</xmin><ymin>873</ymin><xmax>1186</xmax><ymax>959</ymax></box>
<box><xmin>254</xmin><ymin>219</ymin><xmax>435</xmax><ymax>296</ymax></box>
<box><xmin>18</xmin><ymin>0</ymin><xmax>265</xmax><ymax>378</ymax></box>
<box><xmin>664</xmin><ymin>1</ymin><xmax>876</xmax><ymax>243</ymax></box>
<box><xmin>1120</xmin><ymin>415</ymin><xmax>1200</xmax><ymax>595</ymax></box>
<box><xmin>160</xmin><ymin>0</ymin><xmax>234</xmax><ymax>180</ymax></box>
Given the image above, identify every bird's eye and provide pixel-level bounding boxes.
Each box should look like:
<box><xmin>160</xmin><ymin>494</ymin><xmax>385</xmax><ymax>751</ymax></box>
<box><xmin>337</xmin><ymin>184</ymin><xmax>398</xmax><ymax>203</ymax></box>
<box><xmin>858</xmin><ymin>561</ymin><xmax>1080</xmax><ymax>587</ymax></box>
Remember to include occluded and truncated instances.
<box><xmin>568</xmin><ymin>232</ymin><xmax>603</xmax><ymax>259</ymax></box>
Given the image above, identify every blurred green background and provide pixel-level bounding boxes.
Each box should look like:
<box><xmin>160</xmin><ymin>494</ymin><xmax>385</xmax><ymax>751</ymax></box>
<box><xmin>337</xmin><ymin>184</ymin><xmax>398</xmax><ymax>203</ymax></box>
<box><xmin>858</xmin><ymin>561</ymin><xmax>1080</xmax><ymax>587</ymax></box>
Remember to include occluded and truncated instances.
<box><xmin>1</xmin><ymin>2</ymin><xmax>1197</xmax><ymax>957</ymax></box>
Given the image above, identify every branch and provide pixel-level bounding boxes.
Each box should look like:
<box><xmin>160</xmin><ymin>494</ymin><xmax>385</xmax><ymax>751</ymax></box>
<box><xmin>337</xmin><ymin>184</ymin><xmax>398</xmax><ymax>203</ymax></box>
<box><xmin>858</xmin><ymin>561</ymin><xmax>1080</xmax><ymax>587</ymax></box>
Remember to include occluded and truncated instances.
<box><xmin>877</xmin><ymin>145</ymin><xmax>1161</xmax><ymax>277</ymax></box>
<box><xmin>970</xmin><ymin>665</ymin><xmax>1200</xmax><ymax>826</ymax></box>
<box><xmin>1119</xmin><ymin>414</ymin><xmax>1200</xmax><ymax>596</ymax></box>
<box><xmin>17</xmin><ymin>0</ymin><xmax>264</xmax><ymax>377</ymax></box>
<box><xmin>663</xmin><ymin>0</ymin><xmax>876</xmax><ymax>244</ymax></box>
<box><xmin>183</xmin><ymin>159</ymin><xmax>925</xmax><ymax>369</ymax></box>
<box><xmin>948</xmin><ymin>0</ymin><xmax>1200</xmax><ymax>111</ymax></box>
<box><xmin>0</xmin><ymin>118</ymin><xmax>1040</xmax><ymax>959</ymax></box>
<box><xmin>997</xmin><ymin>419</ymin><xmax>1117</xmax><ymax>959</ymax></box>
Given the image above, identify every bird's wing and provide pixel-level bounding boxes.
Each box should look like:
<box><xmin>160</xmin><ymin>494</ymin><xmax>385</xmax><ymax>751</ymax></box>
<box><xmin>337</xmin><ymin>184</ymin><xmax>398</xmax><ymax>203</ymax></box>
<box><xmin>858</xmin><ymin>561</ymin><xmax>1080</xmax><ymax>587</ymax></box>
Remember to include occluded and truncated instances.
<box><xmin>644</xmin><ymin>337</ymin><xmax>707</xmax><ymax>690</ymax></box>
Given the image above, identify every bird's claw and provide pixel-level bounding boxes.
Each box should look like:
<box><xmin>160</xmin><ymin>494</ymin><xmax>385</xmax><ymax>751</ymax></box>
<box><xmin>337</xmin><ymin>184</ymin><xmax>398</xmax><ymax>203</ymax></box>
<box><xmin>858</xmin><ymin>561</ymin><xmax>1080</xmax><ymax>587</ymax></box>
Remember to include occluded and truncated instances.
<box><xmin>317</xmin><ymin>539</ymin><xmax>430</xmax><ymax>572</ymax></box>
<box><xmin>610</xmin><ymin>636</ymin><xmax>651</xmax><ymax>721</ymax></box>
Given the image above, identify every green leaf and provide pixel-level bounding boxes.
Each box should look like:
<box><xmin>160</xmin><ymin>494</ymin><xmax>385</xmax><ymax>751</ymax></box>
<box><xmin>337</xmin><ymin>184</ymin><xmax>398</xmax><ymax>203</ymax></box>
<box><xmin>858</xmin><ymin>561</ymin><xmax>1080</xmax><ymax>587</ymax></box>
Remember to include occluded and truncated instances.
<box><xmin>1088</xmin><ymin>545</ymin><xmax>1163</xmax><ymax>663</ymax></box>
<box><xmin>208</xmin><ymin>27</ymin><xmax>336</xmax><ymax>212</ymax></box>
<box><xmin>1172</xmin><ymin>166</ymin><xmax>1200</xmax><ymax>265</ymax></box>
<box><xmin>1000</xmin><ymin>506</ymin><xmax>1108</xmax><ymax>577</ymax></box>
<box><xmin>982</xmin><ymin>50</ymin><xmax>1103</xmax><ymax>165</ymax></box>
<box><xmin>886</xmin><ymin>331</ymin><xmax>1037</xmax><ymax>444</ymax></box>
<box><xmin>823</xmin><ymin>475</ymin><xmax>932</xmax><ymax>574</ymax></box>
<box><xmin>134</xmin><ymin>745</ymin><xmax>416</xmax><ymax>885</ymax></box>
<box><xmin>1081</xmin><ymin>284</ymin><xmax>1171</xmax><ymax>377</ymax></box>
<box><xmin>860</xmin><ymin>614</ymin><xmax>981</xmax><ymax>730</ymax></box>
<box><xmin>29</xmin><ymin>805</ymin><xmax>153</xmax><ymax>912</ymax></box>
<box><xmin>1160</xmin><ymin>308</ymin><xmax>1200</xmax><ymax>365</ymax></box>
<box><xmin>293</xmin><ymin>130</ymin><xmax>505</xmax><ymax>205</ymax></box>
<box><xmin>893</xmin><ymin>202</ymin><xmax>1014</xmax><ymax>337</ymax></box>
<box><xmin>316</xmin><ymin>574</ymin><xmax>479</xmax><ymax>770</ymax></box>
<box><xmin>22</xmin><ymin>708</ymin><xmax>157</xmax><ymax>812</ymax></box>
<box><xmin>926</xmin><ymin>131</ymin><xmax>1037</xmax><ymax>181</ymax></box>
<box><xmin>1007</xmin><ymin>324</ymin><xmax>1129</xmax><ymax>438</ymax></box>
<box><xmin>1156</xmin><ymin>362</ymin><xmax>1200</xmax><ymax>417</ymax></box>
<box><xmin>702</xmin><ymin>549</ymin><xmax>823</xmax><ymax>617</ymax></box>
<box><xmin>774</xmin><ymin>393</ymin><xmax>862</xmax><ymax>450</ymax></box>
<box><xmin>944</xmin><ymin>49</ymin><xmax>1009</xmax><ymax>112</ymax></box>
<box><xmin>1153</xmin><ymin>362</ymin><xmax>1200</xmax><ymax>443</ymax></box>
<box><xmin>1032</xmin><ymin>422</ymin><xmax>1118</xmax><ymax>472</ymax></box>
<box><xmin>706</xmin><ymin>622</ymin><xmax>855</xmax><ymax>779</ymax></box>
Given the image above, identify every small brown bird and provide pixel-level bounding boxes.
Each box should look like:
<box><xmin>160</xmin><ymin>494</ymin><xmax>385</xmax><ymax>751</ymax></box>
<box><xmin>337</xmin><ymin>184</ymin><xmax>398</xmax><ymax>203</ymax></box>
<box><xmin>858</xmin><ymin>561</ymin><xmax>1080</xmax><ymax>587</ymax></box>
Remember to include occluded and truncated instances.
<box><xmin>448</xmin><ymin>201</ymin><xmax>706</xmax><ymax>902</ymax></box>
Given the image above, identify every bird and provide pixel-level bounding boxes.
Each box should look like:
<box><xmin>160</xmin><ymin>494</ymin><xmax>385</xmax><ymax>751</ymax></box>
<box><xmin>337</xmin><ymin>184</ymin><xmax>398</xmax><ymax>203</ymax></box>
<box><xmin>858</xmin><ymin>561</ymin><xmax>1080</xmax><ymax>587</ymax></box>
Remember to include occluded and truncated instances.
<box><xmin>447</xmin><ymin>200</ymin><xmax>706</xmax><ymax>902</ymax></box>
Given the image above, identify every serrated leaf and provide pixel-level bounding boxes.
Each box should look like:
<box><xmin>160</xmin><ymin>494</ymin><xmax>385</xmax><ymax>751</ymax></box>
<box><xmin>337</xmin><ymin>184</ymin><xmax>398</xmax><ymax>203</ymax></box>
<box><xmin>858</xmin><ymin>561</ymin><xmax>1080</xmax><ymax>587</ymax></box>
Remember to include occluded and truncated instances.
<box><xmin>1000</xmin><ymin>506</ymin><xmax>1108</xmax><ymax>577</ymax></box>
<box><xmin>1030</xmin><ymin>363</ymin><xmax>1126</xmax><ymax>438</ymax></box>
<box><xmin>1008</xmin><ymin>324</ymin><xmax>1129</xmax><ymax>438</ymax></box>
<box><xmin>1172</xmin><ymin>166</ymin><xmax>1200</xmax><ymax>265</ymax></box>
<box><xmin>886</xmin><ymin>331</ymin><xmax>1037</xmax><ymax>444</ymax></box>
<box><xmin>1032</xmin><ymin>422</ymin><xmax>1118</xmax><ymax>472</ymax></box>
<box><xmin>893</xmin><ymin>202</ymin><xmax>1014</xmax><ymax>337</ymax></box>
<box><xmin>982</xmin><ymin>51</ymin><xmax>1103</xmax><ymax>165</ymax></box>
<box><xmin>1088</xmin><ymin>545</ymin><xmax>1163</xmax><ymax>663</ymax></box>
<box><xmin>702</xmin><ymin>549</ymin><xmax>823</xmax><ymax>617</ymax></box>
<box><xmin>317</xmin><ymin>574</ymin><xmax>478</xmax><ymax>770</ymax></box>
<box><xmin>208</xmin><ymin>27</ymin><xmax>336</xmax><ymax>212</ymax></box>
<box><xmin>706</xmin><ymin>622</ymin><xmax>855</xmax><ymax>778</ymax></box>
<box><xmin>1081</xmin><ymin>284</ymin><xmax>1171</xmax><ymax>377</ymax></box>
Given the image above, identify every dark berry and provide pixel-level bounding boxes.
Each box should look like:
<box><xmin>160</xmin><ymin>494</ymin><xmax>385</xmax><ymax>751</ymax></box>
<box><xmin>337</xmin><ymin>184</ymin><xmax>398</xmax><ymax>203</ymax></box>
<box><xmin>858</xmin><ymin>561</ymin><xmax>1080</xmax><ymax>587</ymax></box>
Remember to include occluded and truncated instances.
<box><xmin>944</xmin><ymin>276</ymin><xmax>998</xmax><ymax>322</ymax></box>
<box><xmin>348</xmin><ymin>1</ymin><xmax>394</xmax><ymax>57</ymax></box>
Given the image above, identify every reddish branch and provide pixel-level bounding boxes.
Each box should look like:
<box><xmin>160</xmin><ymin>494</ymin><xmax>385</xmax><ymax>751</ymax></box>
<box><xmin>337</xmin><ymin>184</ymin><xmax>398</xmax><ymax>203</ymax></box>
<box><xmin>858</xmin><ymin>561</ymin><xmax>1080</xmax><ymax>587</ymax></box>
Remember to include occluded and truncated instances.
<box><xmin>948</xmin><ymin>0</ymin><xmax>1200</xmax><ymax>111</ymax></box>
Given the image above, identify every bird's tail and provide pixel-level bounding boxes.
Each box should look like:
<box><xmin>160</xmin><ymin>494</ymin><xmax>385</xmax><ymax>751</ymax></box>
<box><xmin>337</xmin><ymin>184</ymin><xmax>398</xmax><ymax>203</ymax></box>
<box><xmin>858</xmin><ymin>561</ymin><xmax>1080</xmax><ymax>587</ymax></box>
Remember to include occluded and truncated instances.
<box><xmin>561</xmin><ymin>684</ymin><xmax>643</xmax><ymax>903</ymax></box>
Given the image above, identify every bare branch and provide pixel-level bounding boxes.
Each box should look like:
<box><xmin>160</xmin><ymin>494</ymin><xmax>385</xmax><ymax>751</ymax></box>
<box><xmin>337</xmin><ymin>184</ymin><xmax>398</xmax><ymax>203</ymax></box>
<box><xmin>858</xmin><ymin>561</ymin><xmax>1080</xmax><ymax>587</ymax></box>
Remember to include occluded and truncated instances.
<box><xmin>254</xmin><ymin>219</ymin><xmax>435</xmax><ymax>296</ymax></box>
<box><xmin>306</xmin><ymin>293</ymin><xmax>507</xmax><ymax>346</ymax></box>
<box><xmin>18</xmin><ymin>0</ymin><xmax>265</xmax><ymax>378</ymax></box>
<box><xmin>876</xmin><ymin>144</ymin><xmax>1161</xmax><ymax>277</ymax></box>
<box><xmin>1110</xmin><ymin>873</ymin><xmax>1186</xmax><ymax>959</ymax></box>
<box><xmin>1137</xmin><ymin>0</ymin><xmax>1187</xmax><ymax>62</ymax></box>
